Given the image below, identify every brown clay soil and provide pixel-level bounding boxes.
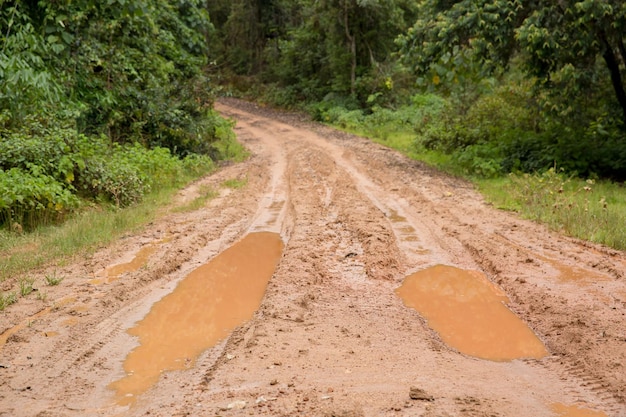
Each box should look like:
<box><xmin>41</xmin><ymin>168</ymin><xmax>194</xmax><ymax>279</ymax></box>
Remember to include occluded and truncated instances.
<box><xmin>1</xmin><ymin>98</ymin><xmax>625</xmax><ymax>417</ymax></box>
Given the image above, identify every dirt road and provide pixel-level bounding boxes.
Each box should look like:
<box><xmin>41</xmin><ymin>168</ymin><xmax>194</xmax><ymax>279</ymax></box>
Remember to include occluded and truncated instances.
<box><xmin>1</xmin><ymin>99</ymin><xmax>625</xmax><ymax>417</ymax></box>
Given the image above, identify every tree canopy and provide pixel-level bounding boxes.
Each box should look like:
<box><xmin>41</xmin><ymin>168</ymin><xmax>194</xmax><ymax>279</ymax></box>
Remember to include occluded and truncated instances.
<box><xmin>1</xmin><ymin>0</ymin><xmax>219</xmax><ymax>155</ymax></box>
<box><xmin>397</xmin><ymin>0</ymin><xmax>626</xmax><ymax>127</ymax></box>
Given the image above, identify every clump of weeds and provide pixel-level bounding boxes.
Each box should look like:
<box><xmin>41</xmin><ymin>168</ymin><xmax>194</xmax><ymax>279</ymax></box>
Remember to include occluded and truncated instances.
<box><xmin>0</xmin><ymin>292</ymin><xmax>18</xmax><ymax>311</ymax></box>
<box><xmin>19</xmin><ymin>277</ymin><xmax>35</xmax><ymax>296</ymax></box>
<box><xmin>45</xmin><ymin>272</ymin><xmax>64</xmax><ymax>286</ymax></box>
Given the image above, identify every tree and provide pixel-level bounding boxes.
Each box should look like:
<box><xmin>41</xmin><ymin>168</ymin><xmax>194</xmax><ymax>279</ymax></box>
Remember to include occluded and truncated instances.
<box><xmin>397</xmin><ymin>0</ymin><xmax>626</xmax><ymax>127</ymax></box>
<box><xmin>1</xmin><ymin>0</ymin><xmax>219</xmax><ymax>155</ymax></box>
<box><xmin>253</xmin><ymin>0</ymin><xmax>416</xmax><ymax>103</ymax></box>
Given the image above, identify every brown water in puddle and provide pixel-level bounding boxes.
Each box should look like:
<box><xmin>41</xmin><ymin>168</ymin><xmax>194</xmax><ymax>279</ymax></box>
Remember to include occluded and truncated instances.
<box><xmin>109</xmin><ymin>232</ymin><xmax>283</xmax><ymax>406</ymax></box>
<box><xmin>494</xmin><ymin>234</ymin><xmax>608</xmax><ymax>283</ymax></box>
<box><xmin>396</xmin><ymin>265</ymin><xmax>548</xmax><ymax>361</ymax></box>
<box><xmin>551</xmin><ymin>403</ymin><xmax>608</xmax><ymax>417</ymax></box>
<box><xmin>90</xmin><ymin>244</ymin><xmax>159</xmax><ymax>285</ymax></box>
<box><xmin>536</xmin><ymin>253</ymin><xmax>609</xmax><ymax>283</ymax></box>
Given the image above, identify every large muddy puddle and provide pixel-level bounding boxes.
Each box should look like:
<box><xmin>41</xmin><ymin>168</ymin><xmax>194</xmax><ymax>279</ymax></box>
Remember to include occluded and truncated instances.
<box><xmin>396</xmin><ymin>265</ymin><xmax>548</xmax><ymax>361</ymax></box>
<box><xmin>109</xmin><ymin>232</ymin><xmax>283</xmax><ymax>405</ymax></box>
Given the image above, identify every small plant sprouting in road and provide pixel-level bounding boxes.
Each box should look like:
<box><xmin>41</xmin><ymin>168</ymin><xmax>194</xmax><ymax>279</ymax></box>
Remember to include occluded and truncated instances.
<box><xmin>45</xmin><ymin>273</ymin><xmax>64</xmax><ymax>286</ymax></box>
<box><xmin>0</xmin><ymin>292</ymin><xmax>18</xmax><ymax>311</ymax></box>
<box><xmin>174</xmin><ymin>185</ymin><xmax>218</xmax><ymax>213</ymax></box>
<box><xmin>37</xmin><ymin>291</ymin><xmax>48</xmax><ymax>302</ymax></box>
<box><xmin>222</xmin><ymin>177</ymin><xmax>248</xmax><ymax>189</ymax></box>
<box><xmin>19</xmin><ymin>277</ymin><xmax>35</xmax><ymax>296</ymax></box>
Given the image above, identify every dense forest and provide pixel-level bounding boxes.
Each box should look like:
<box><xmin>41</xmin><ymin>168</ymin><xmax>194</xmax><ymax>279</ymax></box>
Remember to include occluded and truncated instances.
<box><xmin>1</xmin><ymin>0</ymin><xmax>625</xmax><ymax>231</ymax></box>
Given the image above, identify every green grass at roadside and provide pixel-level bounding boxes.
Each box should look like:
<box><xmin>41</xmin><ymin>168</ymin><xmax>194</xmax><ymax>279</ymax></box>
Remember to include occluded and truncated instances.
<box><xmin>478</xmin><ymin>171</ymin><xmax>626</xmax><ymax>250</ymax></box>
<box><xmin>173</xmin><ymin>185</ymin><xmax>219</xmax><ymax>213</ymax></box>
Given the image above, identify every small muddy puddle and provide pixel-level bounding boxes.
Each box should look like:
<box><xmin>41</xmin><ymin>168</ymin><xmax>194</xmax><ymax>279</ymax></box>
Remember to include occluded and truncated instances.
<box><xmin>396</xmin><ymin>265</ymin><xmax>548</xmax><ymax>361</ymax></box>
<box><xmin>537</xmin><ymin>253</ymin><xmax>609</xmax><ymax>283</ymax></box>
<box><xmin>109</xmin><ymin>232</ymin><xmax>283</xmax><ymax>406</ymax></box>
<box><xmin>495</xmin><ymin>234</ymin><xmax>608</xmax><ymax>283</ymax></box>
<box><xmin>551</xmin><ymin>403</ymin><xmax>608</xmax><ymax>417</ymax></box>
<box><xmin>90</xmin><ymin>244</ymin><xmax>160</xmax><ymax>285</ymax></box>
<box><xmin>0</xmin><ymin>297</ymin><xmax>76</xmax><ymax>349</ymax></box>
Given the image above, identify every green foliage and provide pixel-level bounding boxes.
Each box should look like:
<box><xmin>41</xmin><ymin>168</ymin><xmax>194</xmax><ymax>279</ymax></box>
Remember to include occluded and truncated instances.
<box><xmin>0</xmin><ymin>168</ymin><xmax>80</xmax><ymax>230</ymax></box>
<box><xmin>45</xmin><ymin>272</ymin><xmax>64</xmax><ymax>286</ymax></box>
<box><xmin>215</xmin><ymin>0</ymin><xmax>418</xmax><ymax>105</ymax></box>
<box><xmin>207</xmin><ymin>112</ymin><xmax>249</xmax><ymax>162</ymax></box>
<box><xmin>0</xmin><ymin>3</ymin><xmax>62</xmax><ymax>121</ymax></box>
<box><xmin>1</xmin><ymin>0</ymin><xmax>229</xmax><ymax>159</ymax></box>
<box><xmin>0</xmin><ymin>291</ymin><xmax>18</xmax><ymax>310</ymax></box>
<box><xmin>18</xmin><ymin>276</ymin><xmax>35</xmax><ymax>296</ymax></box>
<box><xmin>398</xmin><ymin>0</ymin><xmax>626</xmax><ymax>168</ymax></box>
<box><xmin>411</xmin><ymin>78</ymin><xmax>626</xmax><ymax>179</ymax></box>
<box><xmin>0</xmin><ymin>116</ymin><xmax>219</xmax><ymax>230</ymax></box>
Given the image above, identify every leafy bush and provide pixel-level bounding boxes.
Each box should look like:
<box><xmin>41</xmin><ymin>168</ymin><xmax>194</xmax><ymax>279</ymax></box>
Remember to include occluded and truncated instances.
<box><xmin>0</xmin><ymin>168</ymin><xmax>80</xmax><ymax>229</ymax></box>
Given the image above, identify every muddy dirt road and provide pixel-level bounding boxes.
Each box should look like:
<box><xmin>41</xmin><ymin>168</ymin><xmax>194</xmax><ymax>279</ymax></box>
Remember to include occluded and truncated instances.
<box><xmin>1</xmin><ymin>99</ymin><xmax>625</xmax><ymax>417</ymax></box>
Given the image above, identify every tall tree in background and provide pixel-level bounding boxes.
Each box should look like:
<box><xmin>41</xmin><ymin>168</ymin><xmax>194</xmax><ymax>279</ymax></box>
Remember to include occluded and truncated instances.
<box><xmin>397</xmin><ymin>0</ymin><xmax>626</xmax><ymax>128</ymax></box>
<box><xmin>210</xmin><ymin>0</ymin><xmax>417</xmax><ymax>103</ymax></box>
<box><xmin>1</xmin><ymin>0</ymin><xmax>218</xmax><ymax>155</ymax></box>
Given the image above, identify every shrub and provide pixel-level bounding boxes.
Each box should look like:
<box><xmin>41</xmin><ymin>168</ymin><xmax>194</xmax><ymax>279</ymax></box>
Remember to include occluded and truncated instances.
<box><xmin>0</xmin><ymin>168</ymin><xmax>80</xmax><ymax>230</ymax></box>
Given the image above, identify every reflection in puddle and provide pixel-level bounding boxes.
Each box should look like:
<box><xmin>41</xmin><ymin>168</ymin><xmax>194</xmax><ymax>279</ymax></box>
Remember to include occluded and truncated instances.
<box><xmin>551</xmin><ymin>403</ymin><xmax>608</xmax><ymax>417</ymax></box>
<box><xmin>396</xmin><ymin>265</ymin><xmax>548</xmax><ymax>361</ymax></box>
<box><xmin>109</xmin><ymin>232</ymin><xmax>283</xmax><ymax>406</ymax></box>
<box><xmin>90</xmin><ymin>244</ymin><xmax>160</xmax><ymax>285</ymax></box>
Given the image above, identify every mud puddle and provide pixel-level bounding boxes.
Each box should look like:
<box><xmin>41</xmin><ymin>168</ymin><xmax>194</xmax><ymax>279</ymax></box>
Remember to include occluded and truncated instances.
<box><xmin>551</xmin><ymin>403</ymin><xmax>609</xmax><ymax>417</ymax></box>
<box><xmin>0</xmin><ymin>297</ymin><xmax>76</xmax><ymax>349</ymax></box>
<box><xmin>109</xmin><ymin>232</ymin><xmax>283</xmax><ymax>406</ymax></box>
<box><xmin>396</xmin><ymin>265</ymin><xmax>548</xmax><ymax>361</ymax></box>
<box><xmin>90</xmin><ymin>241</ymin><xmax>164</xmax><ymax>285</ymax></box>
<box><xmin>494</xmin><ymin>234</ymin><xmax>609</xmax><ymax>283</ymax></box>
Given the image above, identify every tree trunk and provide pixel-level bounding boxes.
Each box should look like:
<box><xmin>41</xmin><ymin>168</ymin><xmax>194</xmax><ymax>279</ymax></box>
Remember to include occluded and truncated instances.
<box><xmin>618</xmin><ymin>39</ymin><xmax>626</xmax><ymax>68</ymax></box>
<box><xmin>343</xmin><ymin>0</ymin><xmax>356</xmax><ymax>97</ymax></box>
<box><xmin>601</xmin><ymin>34</ymin><xmax>626</xmax><ymax>126</ymax></box>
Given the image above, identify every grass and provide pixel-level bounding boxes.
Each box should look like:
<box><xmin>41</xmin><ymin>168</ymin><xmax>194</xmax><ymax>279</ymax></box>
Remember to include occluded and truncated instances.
<box><xmin>174</xmin><ymin>184</ymin><xmax>219</xmax><ymax>213</ymax></box>
<box><xmin>18</xmin><ymin>277</ymin><xmax>35</xmax><ymax>296</ymax></box>
<box><xmin>45</xmin><ymin>272</ymin><xmax>64</xmax><ymax>286</ymax></box>
<box><xmin>222</xmin><ymin>177</ymin><xmax>248</xmax><ymax>189</ymax></box>
<box><xmin>0</xmin><ymin>292</ymin><xmax>17</xmax><ymax>311</ymax></box>
<box><xmin>477</xmin><ymin>170</ymin><xmax>626</xmax><ymax>250</ymax></box>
